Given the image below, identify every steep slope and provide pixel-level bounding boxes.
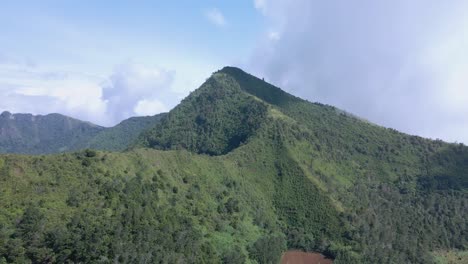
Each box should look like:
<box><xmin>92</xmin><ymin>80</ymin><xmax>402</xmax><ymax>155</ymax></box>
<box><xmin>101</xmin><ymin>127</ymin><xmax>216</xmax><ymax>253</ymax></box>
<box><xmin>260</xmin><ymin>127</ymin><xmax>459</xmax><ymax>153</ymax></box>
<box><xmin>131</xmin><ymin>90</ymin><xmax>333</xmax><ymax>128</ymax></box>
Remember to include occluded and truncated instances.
<box><xmin>0</xmin><ymin>127</ymin><xmax>342</xmax><ymax>264</ymax></box>
<box><xmin>0</xmin><ymin>67</ymin><xmax>466</xmax><ymax>264</ymax></box>
<box><xmin>0</xmin><ymin>111</ymin><xmax>104</xmax><ymax>154</ymax></box>
<box><xmin>137</xmin><ymin>67</ymin><xmax>468</xmax><ymax>262</ymax></box>
<box><xmin>136</xmin><ymin>72</ymin><xmax>268</xmax><ymax>155</ymax></box>
<box><xmin>87</xmin><ymin>113</ymin><xmax>167</xmax><ymax>151</ymax></box>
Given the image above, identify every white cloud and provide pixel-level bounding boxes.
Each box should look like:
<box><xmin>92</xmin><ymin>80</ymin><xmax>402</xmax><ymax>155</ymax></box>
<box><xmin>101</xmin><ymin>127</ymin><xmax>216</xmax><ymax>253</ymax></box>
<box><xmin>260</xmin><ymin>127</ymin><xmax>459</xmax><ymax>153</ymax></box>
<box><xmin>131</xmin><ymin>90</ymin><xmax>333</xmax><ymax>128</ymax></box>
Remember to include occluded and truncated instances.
<box><xmin>134</xmin><ymin>99</ymin><xmax>168</xmax><ymax>116</ymax></box>
<box><xmin>102</xmin><ymin>62</ymin><xmax>177</xmax><ymax>124</ymax></box>
<box><xmin>250</xmin><ymin>0</ymin><xmax>468</xmax><ymax>143</ymax></box>
<box><xmin>0</xmin><ymin>61</ymin><xmax>107</xmax><ymax>124</ymax></box>
<box><xmin>205</xmin><ymin>8</ymin><xmax>226</xmax><ymax>27</ymax></box>
<box><xmin>0</xmin><ymin>59</ymin><xmax>185</xmax><ymax>126</ymax></box>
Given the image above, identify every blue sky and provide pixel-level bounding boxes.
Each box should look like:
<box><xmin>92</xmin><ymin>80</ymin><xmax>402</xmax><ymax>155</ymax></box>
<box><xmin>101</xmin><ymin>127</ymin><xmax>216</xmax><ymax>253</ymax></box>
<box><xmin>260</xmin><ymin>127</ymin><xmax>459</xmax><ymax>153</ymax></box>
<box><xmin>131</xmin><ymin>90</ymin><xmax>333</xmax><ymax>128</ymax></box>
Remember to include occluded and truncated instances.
<box><xmin>1</xmin><ymin>1</ymin><xmax>261</xmax><ymax>67</ymax></box>
<box><xmin>0</xmin><ymin>0</ymin><xmax>264</xmax><ymax>125</ymax></box>
<box><xmin>1</xmin><ymin>0</ymin><xmax>468</xmax><ymax>143</ymax></box>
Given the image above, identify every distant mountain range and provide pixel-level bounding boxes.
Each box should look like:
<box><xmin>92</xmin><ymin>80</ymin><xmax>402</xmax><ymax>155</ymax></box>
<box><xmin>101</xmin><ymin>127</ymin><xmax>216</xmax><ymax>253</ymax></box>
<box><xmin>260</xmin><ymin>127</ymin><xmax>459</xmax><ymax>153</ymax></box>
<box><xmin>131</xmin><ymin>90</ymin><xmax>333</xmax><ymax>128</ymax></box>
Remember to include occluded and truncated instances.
<box><xmin>0</xmin><ymin>67</ymin><xmax>466</xmax><ymax>264</ymax></box>
<box><xmin>0</xmin><ymin>111</ymin><xmax>166</xmax><ymax>154</ymax></box>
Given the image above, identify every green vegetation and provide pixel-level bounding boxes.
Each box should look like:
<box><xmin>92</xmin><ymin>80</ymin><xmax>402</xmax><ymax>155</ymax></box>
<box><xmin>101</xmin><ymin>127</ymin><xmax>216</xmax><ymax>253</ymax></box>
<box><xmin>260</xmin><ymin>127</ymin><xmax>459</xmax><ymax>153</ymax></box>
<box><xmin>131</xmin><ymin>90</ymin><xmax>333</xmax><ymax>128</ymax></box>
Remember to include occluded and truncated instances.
<box><xmin>0</xmin><ymin>112</ymin><xmax>105</xmax><ymax>154</ymax></box>
<box><xmin>249</xmin><ymin>234</ymin><xmax>286</xmax><ymax>264</ymax></box>
<box><xmin>0</xmin><ymin>67</ymin><xmax>466</xmax><ymax>263</ymax></box>
<box><xmin>0</xmin><ymin>112</ymin><xmax>165</xmax><ymax>154</ymax></box>
<box><xmin>136</xmin><ymin>73</ymin><xmax>268</xmax><ymax>155</ymax></box>
<box><xmin>87</xmin><ymin>114</ymin><xmax>166</xmax><ymax>151</ymax></box>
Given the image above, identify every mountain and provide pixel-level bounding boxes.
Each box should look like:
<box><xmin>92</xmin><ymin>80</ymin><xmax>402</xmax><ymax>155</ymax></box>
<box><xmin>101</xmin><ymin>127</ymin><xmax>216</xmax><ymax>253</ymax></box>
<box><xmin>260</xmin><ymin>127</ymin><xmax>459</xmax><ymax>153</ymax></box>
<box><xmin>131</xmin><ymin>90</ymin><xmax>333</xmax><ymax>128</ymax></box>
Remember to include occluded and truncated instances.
<box><xmin>0</xmin><ymin>112</ymin><xmax>166</xmax><ymax>154</ymax></box>
<box><xmin>87</xmin><ymin>114</ymin><xmax>167</xmax><ymax>151</ymax></box>
<box><xmin>136</xmin><ymin>70</ymin><xmax>270</xmax><ymax>155</ymax></box>
<box><xmin>0</xmin><ymin>111</ymin><xmax>105</xmax><ymax>154</ymax></box>
<box><xmin>0</xmin><ymin>67</ymin><xmax>466</xmax><ymax>264</ymax></box>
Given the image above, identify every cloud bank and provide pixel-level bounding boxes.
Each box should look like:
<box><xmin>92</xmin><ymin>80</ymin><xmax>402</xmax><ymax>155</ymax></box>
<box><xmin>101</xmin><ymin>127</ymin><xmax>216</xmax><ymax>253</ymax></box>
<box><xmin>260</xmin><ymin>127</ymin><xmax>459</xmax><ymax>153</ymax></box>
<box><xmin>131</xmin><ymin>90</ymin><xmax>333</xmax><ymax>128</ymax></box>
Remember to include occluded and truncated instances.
<box><xmin>0</xmin><ymin>60</ymin><xmax>183</xmax><ymax>126</ymax></box>
<box><xmin>102</xmin><ymin>62</ymin><xmax>176</xmax><ymax>123</ymax></box>
<box><xmin>249</xmin><ymin>0</ymin><xmax>468</xmax><ymax>143</ymax></box>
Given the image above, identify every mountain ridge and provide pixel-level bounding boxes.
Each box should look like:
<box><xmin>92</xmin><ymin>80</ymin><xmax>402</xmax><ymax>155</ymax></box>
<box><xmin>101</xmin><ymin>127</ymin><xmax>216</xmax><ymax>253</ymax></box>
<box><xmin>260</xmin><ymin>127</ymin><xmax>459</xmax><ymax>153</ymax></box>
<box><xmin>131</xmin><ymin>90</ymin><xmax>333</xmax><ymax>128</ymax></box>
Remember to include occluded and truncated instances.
<box><xmin>0</xmin><ymin>111</ymin><xmax>105</xmax><ymax>154</ymax></box>
<box><xmin>0</xmin><ymin>66</ymin><xmax>466</xmax><ymax>263</ymax></box>
<box><xmin>0</xmin><ymin>111</ymin><xmax>166</xmax><ymax>154</ymax></box>
<box><xmin>87</xmin><ymin>113</ymin><xmax>167</xmax><ymax>151</ymax></box>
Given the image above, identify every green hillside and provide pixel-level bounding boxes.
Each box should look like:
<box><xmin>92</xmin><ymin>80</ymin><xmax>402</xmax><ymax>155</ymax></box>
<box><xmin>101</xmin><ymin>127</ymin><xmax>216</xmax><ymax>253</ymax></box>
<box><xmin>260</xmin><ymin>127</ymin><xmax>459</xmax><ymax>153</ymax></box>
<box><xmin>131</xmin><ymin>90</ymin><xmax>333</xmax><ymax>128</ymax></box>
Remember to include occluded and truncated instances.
<box><xmin>0</xmin><ymin>112</ymin><xmax>105</xmax><ymax>154</ymax></box>
<box><xmin>87</xmin><ymin>114</ymin><xmax>167</xmax><ymax>151</ymax></box>
<box><xmin>0</xmin><ymin>67</ymin><xmax>466</xmax><ymax>263</ymax></box>
<box><xmin>0</xmin><ymin>112</ymin><xmax>166</xmax><ymax>154</ymax></box>
<box><xmin>136</xmin><ymin>73</ymin><xmax>268</xmax><ymax>155</ymax></box>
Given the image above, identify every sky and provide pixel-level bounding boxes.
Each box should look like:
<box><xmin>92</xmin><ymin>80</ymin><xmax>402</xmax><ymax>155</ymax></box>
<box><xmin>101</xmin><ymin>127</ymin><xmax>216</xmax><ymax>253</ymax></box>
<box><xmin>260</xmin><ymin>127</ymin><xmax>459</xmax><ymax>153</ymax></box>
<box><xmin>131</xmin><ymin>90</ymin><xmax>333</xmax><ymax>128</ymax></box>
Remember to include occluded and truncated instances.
<box><xmin>1</xmin><ymin>1</ymin><xmax>468</xmax><ymax>144</ymax></box>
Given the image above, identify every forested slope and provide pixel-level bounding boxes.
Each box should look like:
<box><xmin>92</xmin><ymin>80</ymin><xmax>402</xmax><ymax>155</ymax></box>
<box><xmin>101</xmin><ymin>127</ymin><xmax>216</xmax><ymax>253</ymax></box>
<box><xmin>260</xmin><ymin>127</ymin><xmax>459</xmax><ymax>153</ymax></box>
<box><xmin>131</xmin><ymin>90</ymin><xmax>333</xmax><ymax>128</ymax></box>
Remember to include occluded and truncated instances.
<box><xmin>0</xmin><ymin>112</ymin><xmax>165</xmax><ymax>154</ymax></box>
<box><xmin>0</xmin><ymin>67</ymin><xmax>466</xmax><ymax>263</ymax></box>
<box><xmin>0</xmin><ymin>111</ymin><xmax>104</xmax><ymax>154</ymax></box>
<box><xmin>87</xmin><ymin>114</ymin><xmax>167</xmax><ymax>151</ymax></box>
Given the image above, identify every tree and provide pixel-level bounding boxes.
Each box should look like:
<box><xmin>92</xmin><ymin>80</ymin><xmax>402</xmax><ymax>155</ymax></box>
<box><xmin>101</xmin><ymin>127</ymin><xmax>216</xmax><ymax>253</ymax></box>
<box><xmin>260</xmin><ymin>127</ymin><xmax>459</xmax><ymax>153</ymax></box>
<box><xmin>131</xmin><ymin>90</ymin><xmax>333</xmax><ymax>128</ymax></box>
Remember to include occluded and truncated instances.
<box><xmin>249</xmin><ymin>234</ymin><xmax>286</xmax><ymax>264</ymax></box>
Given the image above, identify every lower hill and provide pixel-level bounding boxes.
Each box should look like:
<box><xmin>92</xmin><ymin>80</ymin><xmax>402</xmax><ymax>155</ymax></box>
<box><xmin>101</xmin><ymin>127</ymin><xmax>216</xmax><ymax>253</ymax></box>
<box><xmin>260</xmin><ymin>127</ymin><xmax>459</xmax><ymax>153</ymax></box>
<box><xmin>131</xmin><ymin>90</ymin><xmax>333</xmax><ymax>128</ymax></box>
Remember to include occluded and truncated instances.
<box><xmin>86</xmin><ymin>114</ymin><xmax>166</xmax><ymax>151</ymax></box>
<box><xmin>0</xmin><ymin>112</ymin><xmax>166</xmax><ymax>154</ymax></box>
<box><xmin>0</xmin><ymin>126</ymin><xmax>348</xmax><ymax>263</ymax></box>
<box><xmin>0</xmin><ymin>112</ymin><xmax>105</xmax><ymax>154</ymax></box>
<box><xmin>0</xmin><ymin>67</ymin><xmax>466</xmax><ymax>263</ymax></box>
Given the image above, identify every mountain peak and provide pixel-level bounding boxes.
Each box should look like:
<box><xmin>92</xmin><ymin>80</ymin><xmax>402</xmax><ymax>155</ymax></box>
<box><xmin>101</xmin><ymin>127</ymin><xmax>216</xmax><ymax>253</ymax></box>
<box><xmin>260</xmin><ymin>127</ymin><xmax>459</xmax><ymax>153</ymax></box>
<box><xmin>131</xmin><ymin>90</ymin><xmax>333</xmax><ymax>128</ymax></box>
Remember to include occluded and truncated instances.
<box><xmin>136</xmin><ymin>69</ymin><xmax>270</xmax><ymax>155</ymax></box>
<box><xmin>136</xmin><ymin>67</ymin><xmax>311</xmax><ymax>155</ymax></box>
<box><xmin>214</xmin><ymin>66</ymin><xmax>301</xmax><ymax>107</ymax></box>
<box><xmin>218</xmin><ymin>66</ymin><xmax>245</xmax><ymax>74</ymax></box>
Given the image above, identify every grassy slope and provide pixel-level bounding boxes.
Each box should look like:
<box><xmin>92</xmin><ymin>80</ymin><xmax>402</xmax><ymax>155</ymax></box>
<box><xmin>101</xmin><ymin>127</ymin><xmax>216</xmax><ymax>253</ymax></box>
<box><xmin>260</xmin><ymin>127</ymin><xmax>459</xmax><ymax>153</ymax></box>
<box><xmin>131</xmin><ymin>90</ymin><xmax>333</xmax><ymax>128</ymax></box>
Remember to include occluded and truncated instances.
<box><xmin>221</xmin><ymin>67</ymin><xmax>468</xmax><ymax>262</ymax></box>
<box><xmin>434</xmin><ymin>250</ymin><xmax>468</xmax><ymax>264</ymax></box>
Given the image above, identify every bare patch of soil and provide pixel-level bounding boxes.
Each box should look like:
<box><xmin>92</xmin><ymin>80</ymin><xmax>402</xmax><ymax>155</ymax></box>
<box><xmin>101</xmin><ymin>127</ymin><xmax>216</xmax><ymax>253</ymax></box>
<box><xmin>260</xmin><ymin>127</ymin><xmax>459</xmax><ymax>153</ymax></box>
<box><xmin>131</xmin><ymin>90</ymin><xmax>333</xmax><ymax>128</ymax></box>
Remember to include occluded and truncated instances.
<box><xmin>281</xmin><ymin>250</ymin><xmax>333</xmax><ymax>264</ymax></box>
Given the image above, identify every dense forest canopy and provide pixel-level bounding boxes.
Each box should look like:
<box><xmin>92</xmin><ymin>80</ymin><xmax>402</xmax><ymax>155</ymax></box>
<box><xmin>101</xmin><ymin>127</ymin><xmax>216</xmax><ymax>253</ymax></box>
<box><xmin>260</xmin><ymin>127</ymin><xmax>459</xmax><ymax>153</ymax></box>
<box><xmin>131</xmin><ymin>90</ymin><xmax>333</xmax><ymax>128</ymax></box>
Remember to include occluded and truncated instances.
<box><xmin>0</xmin><ymin>112</ymin><xmax>166</xmax><ymax>154</ymax></box>
<box><xmin>0</xmin><ymin>67</ymin><xmax>466</xmax><ymax>263</ymax></box>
